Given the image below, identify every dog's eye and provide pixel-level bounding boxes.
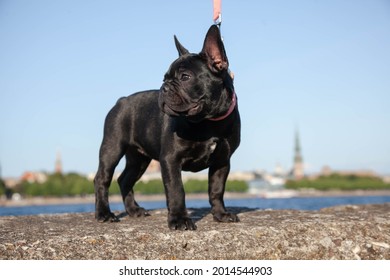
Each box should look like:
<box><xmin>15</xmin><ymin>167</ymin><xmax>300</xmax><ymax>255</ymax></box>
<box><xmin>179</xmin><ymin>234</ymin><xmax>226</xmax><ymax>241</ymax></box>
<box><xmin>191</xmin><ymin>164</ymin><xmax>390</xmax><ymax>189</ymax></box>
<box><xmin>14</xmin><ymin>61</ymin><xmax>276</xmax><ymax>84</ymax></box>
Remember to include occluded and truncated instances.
<box><xmin>180</xmin><ymin>73</ymin><xmax>191</xmax><ymax>81</ymax></box>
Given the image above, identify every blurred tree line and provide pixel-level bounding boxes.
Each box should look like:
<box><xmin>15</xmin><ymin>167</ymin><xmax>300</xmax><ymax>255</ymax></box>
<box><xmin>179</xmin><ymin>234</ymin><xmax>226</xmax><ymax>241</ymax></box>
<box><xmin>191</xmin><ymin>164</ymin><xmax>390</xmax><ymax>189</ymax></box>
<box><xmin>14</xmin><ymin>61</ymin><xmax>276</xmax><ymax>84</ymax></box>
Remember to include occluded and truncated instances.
<box><xmin>18</xmin><ymin>173</ymin><xmax>248</xmax><ymax>197</ymax></box>
<box><xmin>11</xmin><ymin>172</ymin><xmax>389</xmax><ymax>198</ymax></box>
<box><xmin>286</xmin><ymin>173</ymin><xmax>390</xmax><ymax>190</ymax></box>
<box><xmin>0</xmin><ymin>179</ymin><xmax>5</xmax><ymax>196</ymax></box>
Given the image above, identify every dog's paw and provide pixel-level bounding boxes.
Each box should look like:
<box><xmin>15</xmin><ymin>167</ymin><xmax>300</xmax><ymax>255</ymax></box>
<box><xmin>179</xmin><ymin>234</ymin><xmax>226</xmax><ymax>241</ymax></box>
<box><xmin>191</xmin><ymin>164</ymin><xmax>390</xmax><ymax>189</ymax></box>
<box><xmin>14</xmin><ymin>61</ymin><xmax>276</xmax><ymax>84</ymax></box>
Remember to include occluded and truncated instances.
<box><xmin>95</xmin><ymin>211</ymin><xmax>120</xmax><ymax>223</ymax></box>
<box><xmin>213</xmin><ymin>212</ymin><xmax>240</xmax><ymax>223</ymax></box>
<box><xmin>168</xmin><ymin>216</ymin><xmax>197</xmax><ymax>230</ymax></box>
<box><xmin>127</xmin><ymin>207</ymin><xmax>150</xmax><ymax>218</ymax></box>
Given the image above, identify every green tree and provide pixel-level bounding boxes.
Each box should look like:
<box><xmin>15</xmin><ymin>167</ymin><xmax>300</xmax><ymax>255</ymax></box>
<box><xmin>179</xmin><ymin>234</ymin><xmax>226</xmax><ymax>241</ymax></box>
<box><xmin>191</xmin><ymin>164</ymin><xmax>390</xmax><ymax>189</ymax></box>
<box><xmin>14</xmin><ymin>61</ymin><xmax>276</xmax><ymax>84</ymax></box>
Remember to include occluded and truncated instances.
<box><xmin>286</xmin><ymin>173</ymin><xmax>390</xmax><ymax>190</ymax></box>
<box><xmin>20</xmin><ymin>173</ymin><xmax>249</xmax><ymax>197</ymax></box>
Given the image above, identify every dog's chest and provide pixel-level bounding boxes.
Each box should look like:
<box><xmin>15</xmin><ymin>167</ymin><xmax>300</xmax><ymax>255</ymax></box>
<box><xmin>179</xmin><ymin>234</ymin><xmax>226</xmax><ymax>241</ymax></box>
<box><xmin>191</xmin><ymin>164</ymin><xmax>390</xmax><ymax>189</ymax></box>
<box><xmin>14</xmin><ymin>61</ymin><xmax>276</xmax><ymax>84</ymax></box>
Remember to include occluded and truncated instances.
<box><xmin>180</xmin><ymin>138</ymin><xmax>220</xmax><ymax>172</ymax></box>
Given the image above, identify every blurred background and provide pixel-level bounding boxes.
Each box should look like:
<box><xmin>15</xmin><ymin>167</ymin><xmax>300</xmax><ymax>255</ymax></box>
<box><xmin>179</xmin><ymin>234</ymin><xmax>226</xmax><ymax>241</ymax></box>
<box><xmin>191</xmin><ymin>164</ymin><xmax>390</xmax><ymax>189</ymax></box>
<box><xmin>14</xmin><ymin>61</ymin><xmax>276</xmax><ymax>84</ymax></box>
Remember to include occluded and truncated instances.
<box><xmin>1</xmin><ymin>0</ymin><xmax>389</xmax><ymax>203</ymax></box>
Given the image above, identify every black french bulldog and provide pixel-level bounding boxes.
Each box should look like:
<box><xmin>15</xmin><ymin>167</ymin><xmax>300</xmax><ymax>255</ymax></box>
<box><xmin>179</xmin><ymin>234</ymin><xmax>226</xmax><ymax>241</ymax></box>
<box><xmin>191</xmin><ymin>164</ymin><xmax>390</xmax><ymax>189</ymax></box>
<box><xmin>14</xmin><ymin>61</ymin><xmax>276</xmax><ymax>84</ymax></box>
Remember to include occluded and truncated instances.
<box><xmin>94</xmin><ymin>25</ymin><xmax>240</xmax><ymax>230</ymax></box>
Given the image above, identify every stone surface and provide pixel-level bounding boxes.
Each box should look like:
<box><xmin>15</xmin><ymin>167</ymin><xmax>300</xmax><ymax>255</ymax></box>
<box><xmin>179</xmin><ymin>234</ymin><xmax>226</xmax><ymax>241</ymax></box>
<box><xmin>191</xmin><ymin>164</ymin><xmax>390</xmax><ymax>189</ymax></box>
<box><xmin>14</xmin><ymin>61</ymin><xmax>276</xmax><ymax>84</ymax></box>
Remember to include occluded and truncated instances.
<box><xmin>1</xmin><ymin>203</ymin><xmax>389</xmax><ymax>260</ymax></box>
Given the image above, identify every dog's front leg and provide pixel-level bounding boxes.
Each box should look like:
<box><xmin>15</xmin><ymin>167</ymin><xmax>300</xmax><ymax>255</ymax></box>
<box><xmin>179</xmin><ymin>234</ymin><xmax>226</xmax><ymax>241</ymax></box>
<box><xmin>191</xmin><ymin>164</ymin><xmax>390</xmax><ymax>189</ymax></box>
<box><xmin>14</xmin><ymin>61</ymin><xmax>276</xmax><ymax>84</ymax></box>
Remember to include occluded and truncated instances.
<box><xmin>209</xmin><ymin>163</ymin><xmax>240</xmax><ymax>223</ymax></box>
<box><xmin>160</xmin><ymin>159</ymin><xmax>197</xmax><ymax>230</ymax></box>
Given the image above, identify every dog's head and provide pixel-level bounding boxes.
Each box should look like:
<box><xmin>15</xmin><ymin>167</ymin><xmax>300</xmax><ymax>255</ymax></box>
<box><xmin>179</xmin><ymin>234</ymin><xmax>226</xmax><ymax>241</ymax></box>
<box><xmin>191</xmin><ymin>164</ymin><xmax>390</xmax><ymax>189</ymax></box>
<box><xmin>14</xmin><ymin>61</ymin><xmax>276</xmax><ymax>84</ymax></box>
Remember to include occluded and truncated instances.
<box><xmin>159</xmin><ymin>25</ymin><xmax>235</xmax><ymax>122</ymax></box>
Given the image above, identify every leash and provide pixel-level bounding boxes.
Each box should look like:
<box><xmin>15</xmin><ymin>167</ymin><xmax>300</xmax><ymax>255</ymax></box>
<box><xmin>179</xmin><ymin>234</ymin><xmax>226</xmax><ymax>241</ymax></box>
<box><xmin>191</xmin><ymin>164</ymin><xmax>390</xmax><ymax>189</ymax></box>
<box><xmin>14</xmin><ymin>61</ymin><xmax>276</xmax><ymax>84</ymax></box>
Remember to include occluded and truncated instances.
<box><xmin>213</xmin><ymin>0</ymin><xmax>222</xmax><ymax>27</ymax></box>
<box><xmin>209</xmin><ymin>1</ymin><xmax>236</xmax><ymax>122</ymax></box>
<box><xmin>212</xmin><ymin>0</ymin><xmax>235</xmax><ymax>80</ymax></box>
<box><xmin>209</xmin><ymin>0</ymin><xmax>236</xmax><ymax>122</ymax></box>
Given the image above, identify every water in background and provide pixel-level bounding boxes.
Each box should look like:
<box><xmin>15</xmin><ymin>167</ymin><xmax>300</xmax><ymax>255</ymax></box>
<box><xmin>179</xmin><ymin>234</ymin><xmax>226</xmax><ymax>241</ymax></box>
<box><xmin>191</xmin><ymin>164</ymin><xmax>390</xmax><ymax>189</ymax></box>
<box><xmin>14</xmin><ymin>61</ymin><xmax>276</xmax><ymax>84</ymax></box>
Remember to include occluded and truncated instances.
<box><xmin>1</xmin><ymin>195</ymin><xmax>390</xmax><ymax>216</ymax></box>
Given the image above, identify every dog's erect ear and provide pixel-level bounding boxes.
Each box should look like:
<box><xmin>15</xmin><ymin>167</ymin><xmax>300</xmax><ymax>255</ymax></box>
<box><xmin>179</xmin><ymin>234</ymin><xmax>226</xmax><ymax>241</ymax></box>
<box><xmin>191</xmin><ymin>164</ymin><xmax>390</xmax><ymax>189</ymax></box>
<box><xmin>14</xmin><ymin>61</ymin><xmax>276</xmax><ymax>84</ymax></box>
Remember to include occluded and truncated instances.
<box><xmin>174</xmin><ymin>35</ymin><xmax>189</xmax><ymax>56</ymax></box>
<box><xmin>200</xmin><ymin>25</ymin><xmax>229</xmax><ymax>73</ymax></box>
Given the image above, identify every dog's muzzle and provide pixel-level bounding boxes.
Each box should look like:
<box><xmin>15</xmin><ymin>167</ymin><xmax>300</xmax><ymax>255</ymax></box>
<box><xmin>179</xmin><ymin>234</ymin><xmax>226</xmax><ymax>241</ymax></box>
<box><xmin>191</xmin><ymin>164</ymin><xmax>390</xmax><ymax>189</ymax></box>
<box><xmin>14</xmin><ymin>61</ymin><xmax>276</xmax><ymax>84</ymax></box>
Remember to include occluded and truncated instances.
<box><xmin>159</xmin><ymin>84</ymin><xmax>202</xmax><ymax>117</ymax></box>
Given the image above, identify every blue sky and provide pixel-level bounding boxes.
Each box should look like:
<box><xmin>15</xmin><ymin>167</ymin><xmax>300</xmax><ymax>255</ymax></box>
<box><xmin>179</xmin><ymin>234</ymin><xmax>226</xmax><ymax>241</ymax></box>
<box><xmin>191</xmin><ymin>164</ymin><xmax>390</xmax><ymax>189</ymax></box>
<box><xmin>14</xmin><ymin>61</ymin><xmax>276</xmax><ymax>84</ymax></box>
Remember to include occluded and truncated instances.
<box><xmin>1</xmin><ymin>0</ymin><xmax>389</xmax><ymax>178</ymax></box>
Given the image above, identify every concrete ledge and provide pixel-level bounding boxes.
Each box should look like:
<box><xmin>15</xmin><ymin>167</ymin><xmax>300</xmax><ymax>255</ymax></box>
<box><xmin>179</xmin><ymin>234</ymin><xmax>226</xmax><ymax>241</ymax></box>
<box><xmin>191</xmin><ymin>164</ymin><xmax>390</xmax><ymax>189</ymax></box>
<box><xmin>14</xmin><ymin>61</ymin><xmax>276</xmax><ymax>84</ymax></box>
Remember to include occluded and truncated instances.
<box><xmin>1</xmin><ymin>204</ymin><xmax>389</xmax><ymax>259</ymax></box>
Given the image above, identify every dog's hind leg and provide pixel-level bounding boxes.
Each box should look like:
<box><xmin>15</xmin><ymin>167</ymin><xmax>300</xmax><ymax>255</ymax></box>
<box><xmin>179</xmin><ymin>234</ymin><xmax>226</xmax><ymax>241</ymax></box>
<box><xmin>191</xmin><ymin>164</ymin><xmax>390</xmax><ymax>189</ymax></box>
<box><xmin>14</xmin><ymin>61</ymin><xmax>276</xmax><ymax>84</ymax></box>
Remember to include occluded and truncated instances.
<box><xmin>118</xmin><ymin>150</ymin><xmax>151</xmax><ymax>217</ymax></box>
<box><xmin>94</xmin><ymin>140</ymin><xmax>125</xmax><ymax>222</ymax></box>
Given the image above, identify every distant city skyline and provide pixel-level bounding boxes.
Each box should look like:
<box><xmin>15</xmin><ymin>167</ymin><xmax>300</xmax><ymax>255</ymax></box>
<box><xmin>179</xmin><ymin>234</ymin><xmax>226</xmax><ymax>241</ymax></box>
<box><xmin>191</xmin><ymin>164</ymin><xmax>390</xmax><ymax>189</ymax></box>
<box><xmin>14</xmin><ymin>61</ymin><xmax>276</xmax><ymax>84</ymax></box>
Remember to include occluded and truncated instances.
<box><xmin>1</xmin><ymin>128</ymin><xmax>385</xmax><ymax>180</ymax></box>
<box><xmin>1</xmin><ymin>0</ymin><xmax>389</xmax><ymax>177</ymax></box>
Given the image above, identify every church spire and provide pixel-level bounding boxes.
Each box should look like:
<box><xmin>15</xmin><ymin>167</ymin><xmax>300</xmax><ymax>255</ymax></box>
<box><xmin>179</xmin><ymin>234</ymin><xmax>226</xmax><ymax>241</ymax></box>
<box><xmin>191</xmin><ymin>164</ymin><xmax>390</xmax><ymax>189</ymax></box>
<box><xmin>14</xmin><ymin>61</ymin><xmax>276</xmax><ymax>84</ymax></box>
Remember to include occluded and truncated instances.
<box><xmin>293</xmin><ymin>129</ymin><xmax>304</xmax><ymax>180</ymax></box>
<box><xmin>55</xmin><ymin>150</ymin><xmax>63</xmax><ymax>174</ymax></box>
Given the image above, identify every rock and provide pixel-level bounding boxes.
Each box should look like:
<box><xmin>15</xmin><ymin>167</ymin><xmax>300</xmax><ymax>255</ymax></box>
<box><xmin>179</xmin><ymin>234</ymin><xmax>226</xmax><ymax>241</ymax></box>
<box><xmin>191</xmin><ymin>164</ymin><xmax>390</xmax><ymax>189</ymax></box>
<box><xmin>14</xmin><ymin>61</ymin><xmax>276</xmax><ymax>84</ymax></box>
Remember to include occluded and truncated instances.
<box><xmin>0</xmin><ymin>204</ymin><xmax>389</xmax><ymax>259</ymax></box>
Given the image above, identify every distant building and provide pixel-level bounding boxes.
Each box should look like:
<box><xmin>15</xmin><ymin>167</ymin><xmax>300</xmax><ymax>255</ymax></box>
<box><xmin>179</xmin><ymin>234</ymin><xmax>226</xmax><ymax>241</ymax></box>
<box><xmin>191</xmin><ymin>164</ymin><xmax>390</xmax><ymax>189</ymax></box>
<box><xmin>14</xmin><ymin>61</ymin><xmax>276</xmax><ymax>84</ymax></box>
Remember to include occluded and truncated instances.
<box><xmin>3</xmin><ymin>177</ymin><xmax>20</xmax><ymax>189</ymax></box>
<box><xmin>21</xmin><ymin>171</ymin><xmax>47</xmax><ymax>183</ymax></box>
<box><xmin>55</xmin><ymin>151</ymin><xmax>63</xmax><ymax>174</ymax></box>
<box><xmin>146</xmin><ymin>160</ymin><xmax>160</xmax><ymax>173</ymax></box>
<box><xmin>273</xmin><ymin>163</ymin><xmax>286</xmax><ymax>178</ymax></box>
<box><xmin>291</xmin><ymin>129</ymin><xmax>304</xmax><ymax>180</ymax></box>
<box><xmin>248</xmin><ymin>170</ymin><xmax>287</xmax><ymax>195</ymax></box>
<box><xmin>319</xmin><ymin>166</ymin><xmax>378</xmax><ymax>178</ymax></box>
<box><xmin>321</xmin><ymin>165</ymin><xmax>332</xmax><ymax>177</ymax></box>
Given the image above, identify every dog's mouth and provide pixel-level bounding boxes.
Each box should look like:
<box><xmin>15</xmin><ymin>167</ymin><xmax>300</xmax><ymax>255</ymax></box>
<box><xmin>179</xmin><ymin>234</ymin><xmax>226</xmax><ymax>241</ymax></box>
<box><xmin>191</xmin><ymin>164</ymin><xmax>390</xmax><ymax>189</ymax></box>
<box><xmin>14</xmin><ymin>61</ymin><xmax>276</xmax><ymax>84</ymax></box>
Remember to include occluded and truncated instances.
<box><xmin>162</xmin><ymin>102</ymin><xmax>202</xmax><ymax>117</ymax></box>
<box><xmin>159</xmin><ymin>87</ymin><xmax>203</xmax><ymax>117</ymax></box>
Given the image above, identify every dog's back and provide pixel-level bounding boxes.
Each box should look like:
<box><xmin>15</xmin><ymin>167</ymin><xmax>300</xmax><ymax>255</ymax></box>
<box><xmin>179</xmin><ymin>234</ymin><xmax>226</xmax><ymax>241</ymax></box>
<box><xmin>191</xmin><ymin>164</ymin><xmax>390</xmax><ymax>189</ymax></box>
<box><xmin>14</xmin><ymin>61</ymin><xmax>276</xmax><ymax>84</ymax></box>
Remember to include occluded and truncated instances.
<box><xmin>102</xmin><ymin>90</ymin><xmax>163</xmax><ymax>160</ymax></box>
